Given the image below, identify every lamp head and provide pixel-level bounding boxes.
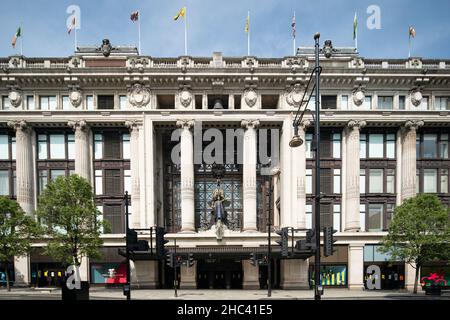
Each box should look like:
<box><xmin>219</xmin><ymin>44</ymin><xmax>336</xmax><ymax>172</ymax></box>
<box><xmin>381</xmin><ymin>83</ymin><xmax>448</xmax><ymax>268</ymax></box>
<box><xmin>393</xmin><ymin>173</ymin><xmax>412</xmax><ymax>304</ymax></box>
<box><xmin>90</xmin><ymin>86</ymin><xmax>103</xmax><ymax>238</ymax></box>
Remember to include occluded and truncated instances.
<box><xmin>289</xmin><ymin>125</ymin><xmax>303</xmax><ymax>148</ymax></box>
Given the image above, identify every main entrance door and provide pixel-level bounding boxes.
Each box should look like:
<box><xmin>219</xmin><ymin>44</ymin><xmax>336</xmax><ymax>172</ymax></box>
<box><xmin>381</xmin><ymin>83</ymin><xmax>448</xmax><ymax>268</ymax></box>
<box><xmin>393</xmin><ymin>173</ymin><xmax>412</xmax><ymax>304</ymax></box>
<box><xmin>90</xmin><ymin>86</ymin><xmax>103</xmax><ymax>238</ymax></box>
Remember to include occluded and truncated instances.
<box><xmin>197</xmin><ymin>259</ymin><xmax>243</xmax><ymax>289</ymax></box>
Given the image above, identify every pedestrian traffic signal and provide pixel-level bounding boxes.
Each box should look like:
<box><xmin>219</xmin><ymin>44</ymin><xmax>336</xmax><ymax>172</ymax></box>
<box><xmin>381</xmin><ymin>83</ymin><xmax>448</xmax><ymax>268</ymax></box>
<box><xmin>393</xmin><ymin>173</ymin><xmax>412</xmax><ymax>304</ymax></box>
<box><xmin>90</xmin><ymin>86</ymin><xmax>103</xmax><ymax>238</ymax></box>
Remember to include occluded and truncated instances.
<box><xmin>275</xmin><ymin>227</ymin><xmax>289</xmax><ymax>257</ymax></box>
<box><xmin>166</xmin><ymin>252</ymin><xmax>174</xmax><ymax>268</ymax></box>
<box><xmin>156</xmin><ymin>227</ymin><xmax>169</xmax><ymax>259</ymax></box>
<box><xmin>249</xmin><ymin>252</ymin><xmax>257</xmax><ymax>266</ymax></box>
<box><xmin>187</xmin><ymin>253</ymin><xmax>195</xmax><ymax>268</ymax></box>
<box><xmin>323</xmin><ymin>226</ymin><xmax>337</xmax><ymax>257</ymax></box>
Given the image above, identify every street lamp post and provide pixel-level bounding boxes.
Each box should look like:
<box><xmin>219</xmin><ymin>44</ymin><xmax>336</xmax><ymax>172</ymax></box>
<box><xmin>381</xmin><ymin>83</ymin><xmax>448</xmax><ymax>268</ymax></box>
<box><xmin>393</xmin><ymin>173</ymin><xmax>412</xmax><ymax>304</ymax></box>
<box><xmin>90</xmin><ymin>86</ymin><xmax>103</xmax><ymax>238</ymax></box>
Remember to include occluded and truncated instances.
<box><xmin>124</xmin><ymin>191</ymin><xmax>131</xmax><ymax>301</ymax></box>
<box><xmin>266</xmin><ymin>178</ymin><xmax>272</xmax><ymax>297</ymax></box>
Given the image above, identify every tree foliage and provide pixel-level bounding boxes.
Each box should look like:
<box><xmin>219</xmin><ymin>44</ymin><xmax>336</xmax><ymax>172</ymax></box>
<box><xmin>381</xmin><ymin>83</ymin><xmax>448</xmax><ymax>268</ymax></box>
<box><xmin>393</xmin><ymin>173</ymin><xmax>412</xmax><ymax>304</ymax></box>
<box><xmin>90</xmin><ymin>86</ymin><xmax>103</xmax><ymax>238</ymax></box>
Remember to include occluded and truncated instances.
<box><xmin>37</xmin><ymin>174</ymin><xmax>109</xmax><ymax>267</ymax></box>
<box><xmin>0</xmin><ymin>196</ymin><xmax>39</xmax><ymax>290</ymax></box>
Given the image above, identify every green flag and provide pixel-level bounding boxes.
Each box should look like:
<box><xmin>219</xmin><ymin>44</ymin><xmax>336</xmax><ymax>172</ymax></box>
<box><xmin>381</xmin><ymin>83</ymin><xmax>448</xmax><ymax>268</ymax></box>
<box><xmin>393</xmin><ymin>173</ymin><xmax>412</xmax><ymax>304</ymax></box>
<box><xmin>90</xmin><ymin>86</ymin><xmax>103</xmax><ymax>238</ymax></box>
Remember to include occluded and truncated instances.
<box><xmin>12</xmin><ymin>27</ymin><xmax>22</xmax><ymax>48</ymax></box>
<box><xmin>353</xmin><ymin>13</ymin><xmax>357</xmax><ymax>40</ymax></box>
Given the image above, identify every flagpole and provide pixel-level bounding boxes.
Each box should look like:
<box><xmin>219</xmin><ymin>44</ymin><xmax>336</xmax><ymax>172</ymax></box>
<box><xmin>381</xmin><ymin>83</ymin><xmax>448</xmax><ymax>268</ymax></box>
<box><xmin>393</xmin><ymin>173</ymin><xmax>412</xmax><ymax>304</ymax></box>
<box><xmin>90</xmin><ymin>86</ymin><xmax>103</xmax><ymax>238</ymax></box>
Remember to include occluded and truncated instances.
<box><xmin>74</xmin><ymin>27</ymin><xmax>77</xmax><ymax>53</ymax></box>
<box><xmin>247</xmin><ymin>11</ymin><xmax>250</xmax><ymax>56</ymax></box>
<box><xmin>293</xmin><ymin>11</ymin><xmax>296</xmax><ymax>56</ymax></box>
<box><xmin>20</xmin><ymin>22</ymin><xmax>23</xmax><ymax>56</ymax></box>
<box><xmin>184</xmin><ymin>7</ymin><xmax>188</xmax><ymax>56</ymax></box>
<box><xmin>408</xmin><ymin>35</ymin><xmax>411</xmax><ymax>58</ymax></box>
<box><xmin>138</xmin><ymin>12</ymin><xmax>142</xmax><ymax>55</ymax></box>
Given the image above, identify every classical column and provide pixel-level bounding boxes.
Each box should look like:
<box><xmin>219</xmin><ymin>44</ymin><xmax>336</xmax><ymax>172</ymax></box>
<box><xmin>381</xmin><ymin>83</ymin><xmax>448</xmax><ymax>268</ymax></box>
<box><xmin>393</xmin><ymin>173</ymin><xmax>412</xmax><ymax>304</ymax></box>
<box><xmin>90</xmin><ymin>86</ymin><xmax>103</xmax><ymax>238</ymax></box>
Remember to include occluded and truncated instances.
<box><xmin>177</xmin><ymin>120</ymin><xmax>196</xmax><ymax>232</ymax></box>
<box><xmin>242</xmin><ymin>260</ymin><xmax>259</xmax><ymax>289</ymax></box>
<box><xmin>180</xmin><ymin>261</ymin><xmax>197</xmax><ymax>289</ymax></box>
<box><xmin>241</xmin><ymin>119</ymin><xmax>260</xmax><ymax>231</ymax></box>
<box><xmin>67</xmin><ymin>120</ymin><xmax>91</xmax><ymax>181</ymax></box>
<box><xmin>7</xmin><ymin>120</ymin><xmax>34</xmax><ymax>214</ymax></box>
<box><xmin>292</xmin><ymin>120</ymin><xmax>311</xmax><ymax>229</ymax></box>
<box><xmin>125</xmin><ymin>120</ymin><xmax>141</xmax><ymax>229</ymax></box>
<box><xmin>401</xmin><ymin>120</ymin><xmax>423</xmax><ymax>201</ymax></box>
<box><xmin>348</xmin><ymin>244</ymin><xmax>364</xmax><ymax>290</ymax></box>
<box><xmin>344</xmin><ymin>120</ymin><xmax>366</xmax><ymax>231</ymax></box>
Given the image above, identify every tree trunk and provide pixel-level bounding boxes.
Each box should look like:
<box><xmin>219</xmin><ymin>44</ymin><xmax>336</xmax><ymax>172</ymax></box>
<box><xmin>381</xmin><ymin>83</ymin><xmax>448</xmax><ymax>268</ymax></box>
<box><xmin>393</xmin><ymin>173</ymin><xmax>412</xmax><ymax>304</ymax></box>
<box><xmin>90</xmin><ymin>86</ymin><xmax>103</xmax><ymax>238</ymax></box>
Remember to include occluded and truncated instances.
<box><xmin>4</xmin><ymin>264</ymin><xmax>10</xmax><ymax>292</ymax></box>
<box><xmin>413</xmin><ymin>264</ymin><xmax>420</xmax><ymax>294</ymax></box>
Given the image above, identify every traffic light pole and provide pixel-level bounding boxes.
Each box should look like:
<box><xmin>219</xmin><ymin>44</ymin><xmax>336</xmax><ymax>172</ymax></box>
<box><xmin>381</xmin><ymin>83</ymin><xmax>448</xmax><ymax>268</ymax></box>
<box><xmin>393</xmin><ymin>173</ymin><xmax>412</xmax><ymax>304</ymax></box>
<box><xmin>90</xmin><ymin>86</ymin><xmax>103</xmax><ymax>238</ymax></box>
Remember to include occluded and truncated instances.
<box><xmin>313</xmin><ymin>33</ymin><xmax>322</xmax><ymax>301</ymax></box>
<box><xmin>125</xmin><ymin>191</ymin><xmax>131</xmax><ymax>301</ymax></box>
<box><xmin>266</xmin><ymin>180</ymin><xmax>272</xmax><ymax>298</ymax></box>
<box><xmin>174</xmin><ymin>238</ymin><xmax>178</xmax><ymax>298</ymax></box>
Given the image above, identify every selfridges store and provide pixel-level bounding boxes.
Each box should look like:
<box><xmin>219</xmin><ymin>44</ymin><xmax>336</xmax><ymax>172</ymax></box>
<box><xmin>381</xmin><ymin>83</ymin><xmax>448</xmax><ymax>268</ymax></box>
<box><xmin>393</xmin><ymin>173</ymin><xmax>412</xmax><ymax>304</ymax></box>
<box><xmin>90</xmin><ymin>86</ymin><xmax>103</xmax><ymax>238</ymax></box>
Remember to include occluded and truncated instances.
<box><xmin>0</xmin><ymin>41</ymin><xmax>449</xmax><ymax>290</ymax></box>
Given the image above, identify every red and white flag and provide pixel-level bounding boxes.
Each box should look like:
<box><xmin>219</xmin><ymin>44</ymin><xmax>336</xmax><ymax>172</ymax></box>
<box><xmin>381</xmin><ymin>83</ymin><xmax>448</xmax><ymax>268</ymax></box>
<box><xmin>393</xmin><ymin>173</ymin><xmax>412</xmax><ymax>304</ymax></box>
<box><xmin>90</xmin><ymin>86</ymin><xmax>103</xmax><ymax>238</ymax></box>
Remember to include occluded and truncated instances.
<box><xmin>68</xmin><ymin>16</ymin><xmax>76</xmax><ymax>34</ymax></box>
<box><xmin>292</xmin><ymin>13</ymin><xmax>296</xmax><ymax>39</ymax></box>
<box><xmin>130</xmin><ymin>11</ymin><xmax>139</xmax><ymax>22</ymax></box>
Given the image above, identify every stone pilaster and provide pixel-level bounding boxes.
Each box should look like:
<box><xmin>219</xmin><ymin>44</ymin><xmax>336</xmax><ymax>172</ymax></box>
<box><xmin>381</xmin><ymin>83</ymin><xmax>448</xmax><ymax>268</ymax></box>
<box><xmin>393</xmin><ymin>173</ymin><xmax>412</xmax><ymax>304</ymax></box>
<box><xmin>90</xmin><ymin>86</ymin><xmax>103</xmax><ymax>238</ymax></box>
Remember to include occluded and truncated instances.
<box><xmin>125</xmin><ymin>120</ymin><xmax>141</xmax><ymax>229</ymax></box>
<box><xmin>14</xmin><ymin>255</ymin><xmax>30</xmax><ymax>287</ymax></box>
<box><xmin>344</xmin><ymin>120</ymin><xmax>366</xmax><ymax>231</ymax></box>
<box><xmin>242</xmin><ymin>260</ymin><xmax>259</xmax><ymax>289</ymax></box>
<box><xmin>280</xmin><ymin>259</ymin><xmax>309</xmax><ymax>289</ymax></box>
<box><xmin>68</xmin><ymin>120</ymin><xmax>91</xmax><ymax>182</ymax></box>
<box><xmin>176</xmin><ymin>120</ymin><xmax>196</xmax><ymax>233</ymax></box>
<box><xmin>241</xmin><ymin>119</ymin><xmax>260</xmax><ymax>231</ymax></box>
<box><xmin>180</xmin><ymin>262</ymin><xmax>197</xmax><ymax>289</ymax></box>
<box><xmin>7</xmin><ymin>120</ymin><xmax>34</xmax><ymax>215</ymax></box>
<box><xmin>401</xmin><ymin>120</ymin><xmax>424</xmax><ymax>201</ymax></box>
<box><xmin>348</xmin><ymin>244</ymin><xmax>364</xmax><ymax>290</ymax></box>
<box><xmin>292</xmin><ymin>120</ymin><xmax>311</xmax><ymax>229</ymax></box>
<box><xmin>130</xmin><ymin>260</ymin><xmax>159</xmax><ymax>288</ymax></box>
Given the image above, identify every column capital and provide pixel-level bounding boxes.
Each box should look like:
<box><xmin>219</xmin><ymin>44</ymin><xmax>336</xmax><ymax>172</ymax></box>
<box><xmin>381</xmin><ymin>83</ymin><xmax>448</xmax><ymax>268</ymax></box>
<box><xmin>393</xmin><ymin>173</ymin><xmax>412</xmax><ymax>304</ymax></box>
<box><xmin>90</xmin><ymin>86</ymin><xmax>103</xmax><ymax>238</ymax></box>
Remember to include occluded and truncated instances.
<box><xmin>404</xmin><ymin>120</ymin><xmax>424</xmax><ymax>131</ymax></box>
<box><xmin>7</xmin><ymin>119</ymin><xmax>30</xmax><ymax>132</ymax></box>
<box><xmin>125</xmin><ymin>120</ymin><xmax>141</xmax><ymax>132</ymax></box>
<box><xmin>347</xmin><ymin>120</ymin><xmax>366</xmax><ymax>130</ymax></box>
<box><xmin>241</xmin><ymin>119</ymin><xmax>260</xmax><ymax>130</ymax></box>
<box><xmin>176</xmin><ymin>119</ymin><xmax>195</xmax><ymax>130</ymax></box>
<box><xmin>68</xmin><ymin>120</ymin><xmax>89</xmax><ymax>131</ymax></box>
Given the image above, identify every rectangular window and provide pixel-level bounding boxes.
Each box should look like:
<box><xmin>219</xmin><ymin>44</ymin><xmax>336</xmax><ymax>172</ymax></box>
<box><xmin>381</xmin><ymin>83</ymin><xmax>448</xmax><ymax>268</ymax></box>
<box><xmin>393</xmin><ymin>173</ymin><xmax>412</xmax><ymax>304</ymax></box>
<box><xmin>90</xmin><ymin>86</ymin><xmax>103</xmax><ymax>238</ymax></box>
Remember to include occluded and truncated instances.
<box><xmin>320</xmin><ymin>168</ymin><xmax>332</xmax><ymax>195</ymax></box>
<box><xmin>386</xmin><ymin>134</ymin><xmax>395</xmax><ymax>159</ymax></box>
<box><xmin>119</xmin><ymin>95</ymin><xmax>127</xmax><ymax>110</ymax></box>
<box><xmin>103</xmin><ymin>204</ymin><xmax>123</xmax><ymax>234</ymax></box>
<box><xmin>0</xmin><ymin>135</ymin><xmax>8</xmax><ymax>159</ymax></box>
<box><xmin>306</xmin><ymin>204</ymin><xmax>312</xmax><ymax>229</ymax></box>
<box><xmin>377</xmin><ymin>96</ymin><xmax>393</xmax><ymax>110</ymax></box>
<box><xmin>333</xmin><ymin>204</ymin><xmax>341</xmax><ymax>232</ymax></box>
<box><xmin>340</xmin><ymin>95</ymin><xmax>348</xmax><ymax>110</ymax></box>
<box><xmin>369</xmin><ymin>134</ymin><xmax>384</xmax><ymax>158</ymax></box>
<box><xmin>386</xmin><ymin>204</ymin><xmax>395</xmax><ymax>229</ymax></box>
<box><xmin>386</xmin><ymin>169</ymin><xmax>395</xmax><ymax>193</ymax></box>
<box><xmin>307</xmin><ymin>96</ymin><xmax>316</xmax><ymax>111</ymax></box>
<box><xmin>124</xmin><ymin>169</ymin><xmax>131</xmax><ymax>194</ymax></box>
<box><xmin>424</xmin><ymin>169</ymin><xmax>438</xmax><ymax>193</ymax></box>
<box><xmin>320</xmin><ymin>203</ymin><xmax>332</xmax><ymax>228</ymax></box>
<box><xmin>1</xmin><ymin>96</ymin><xmax>11</xmax><ymax>110</ymax></box>
<box><xmin>362</xmin><ymin>96</ymin><xmax>372</xmax><ymax>110</ymax></box>
<box><xmin>62</xmin><ymin>96</ymin><xmax>70</xmax><ymax>110</ymax></box>
<box><xmin>122</xmin><ymin>134</ymin><xmax>130</xmax><ymax>159</ymax></box>
<box><xmin>11</xmin><ymin>137</ymin><xmax>15</xmax><ymax>160</ymax></box>
<box><xmin>360</xmin><ymin>204</ymin><xmax>366</xmax><ymax>231</ymax></box>
<box><xmin>333</xmin><ymin>169</ymin><xmax>341</xmax><ymax>194</ymax></box>
<box><xmin>39</xmin><ymin>96</ymin><xmax>57</xmax><ymax>110</ymax></box>
<box><xmin>369</xmin><ymin>169</ymin><xmax>383</xmax><ymax>193</ymax></box>
<box><xmin>103</xmin><ymin>133</ymin><xmax>121</xmax><ymax>159</ymax></box>
<box><xmin>416</xmin><ymin>169</ymin><xmax>420</xmax><ymax>194</ymax></box>
<box><xmin>305</xmin><ymin>133</ymin><xmax>313</xmax><ymax>159</ymax></box>
<box><xmin>399</xmin><ymin>96</ymin><xmax>406</xmax><ymax>110</ymax></box>
<box><xmin>368</xmin><ymin>204</ymin><xmax>383</xmax><ymax>231</ymax></box>
<box><xmin>86</xmin><ymin>95</ymin><xmax>94</xmax><ymax>110</ymax></box>
<box><xmin>104</xmin><ymin>169</ymin><xmax>121</xmax><ymax>195</ymax></box>
<box><xmin>440</xmin><ymin>169</ymin><xmax>449</xmax><ymax>193</ymax></box>
<box><xmin>95</xmin><ymin>170</ymin><xmax>103</xmax><ymax>195</ymax></box>
<box><xmin>360</xmin><ymin>135</ymin><xmax>366</xmax><ymax>159</ymax></box>
<box><xmin>38</xmin><ymin>134</ymin><xmax>48</xmax><ymax>160</ymax></box>
<box><xmin>423</xmin><ymin>134</ymin><xmax>437</xmax><ymax>158</ymax></box>
<box><xmin>97</xmin><ymin>95</ymin><xmax>115</xmax><ymax>110</ymax></box>
<box><xmin>421</xmin><ymin>97</ymin><xmax>429</xmax><ymax>110</ymax></box>
<box><xmin>49</xmin><ymin>134</ymin><xmax>65</xmax><ymax>159</ymax></box>
<box><xmin>50</xmin><ymin>169</ymin><xmax>65</xmax><ymax>181</ymax></box>
<box><xmin>27</xmin><ymin>96</ymin><xmax>35</xmax><ymax>110</ymax></box>
<box><xmin>67</xmin><ymin>134</ymin><xmax>75</xmax><ymax>160</ymax></box>
<box><xmin>12</xmin><ymin>170</ymin><xmax>16</xmax><ymax>197</ymax></box>
<box><xmin>306</xmin><ymin>169</ymin><xmax>313</xmax><ymax>194</ymax></box>
<box><xmin>439</xmin><ymin>134</ymin><xmax>448</xmax><ymax>159</ymax></box>
<box><xmin>332</xmin><ymin>133</ymin><xmax>341</xmax><ymax>158</ymax></box>
<box><xmin>0</xmin><ymin>170</ymin><xmax>9</xmax><ymax>196</ymax></box>
<box><xmin>39</xmin><ymin>170</ymin><xmax>48</xmax><ymax>194</ymax></box>
<box><xmin>435</xmin><ymin>97</ymin><xmax>450</xmax><ymax>111</ymax></box>
<box><xmin>360</xmin><ymin>169</ymin><xmax>366</xmax><ymax>193</ymax></box>
<box><xmin>94</xmin><ymin>134</ymin><xmax>103</xmax><ymax>159</ymax></box>
<box><xmin>321</xmin><ymin>95</ymin><xmax>337</xmax><ymax>109</ymax></box>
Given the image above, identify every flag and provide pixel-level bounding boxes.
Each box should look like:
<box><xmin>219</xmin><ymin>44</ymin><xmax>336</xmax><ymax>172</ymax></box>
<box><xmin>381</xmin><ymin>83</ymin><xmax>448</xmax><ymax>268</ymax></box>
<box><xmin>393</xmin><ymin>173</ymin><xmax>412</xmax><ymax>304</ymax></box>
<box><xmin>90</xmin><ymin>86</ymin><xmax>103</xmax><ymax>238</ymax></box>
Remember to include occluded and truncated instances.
<box><xmin>353</xmin><ymin>12</ymin><xmax>358</xmax><ymax>40</ymax></box>
<box><xmin>245</xmin><ymin>14</ymin><xmax>250</xmax><ymax>33</ymax></box>
<box><xmin>12</xmin><ymin>27</ymin><xmax>21</xmax><ymax>48</ymax></box>
<box><xmin>68</xmin><ymin>16</ymin><xmax>76</xmax><ymax>34</ymax></box>
<box><xmin>174</xmin><ymin>6</ymin><xmax>186</xmax><ymax>21</ymax></box>
<box><xmin>130</xmin><ymin>11</ymin><xmax>139</xmax><ymax>22</ymax></box>
<box><xmin>292</xmin><ymin>13</ymin><xmax>296</xmax><ymax>39</ymax></box>
<box><xmin>409</xmin><ymin>25</ymin><xmax>416</xmax><ymax>38</ymax></box>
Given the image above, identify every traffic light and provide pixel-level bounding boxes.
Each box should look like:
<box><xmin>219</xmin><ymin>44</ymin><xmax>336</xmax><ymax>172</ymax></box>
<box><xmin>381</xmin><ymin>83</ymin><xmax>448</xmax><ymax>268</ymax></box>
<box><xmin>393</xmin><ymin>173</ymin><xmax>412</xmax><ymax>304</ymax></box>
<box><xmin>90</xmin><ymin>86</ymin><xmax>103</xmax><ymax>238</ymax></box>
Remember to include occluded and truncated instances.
<box><xmin>187</xmin><ymin>253</ymin><xmax>195</xmax><ymax>268</ymax></box>
<box><xmin>166</xmin><ymin>252</ymin><xmax>174</xmax><ymax>268</ymax></box>
<box><xmin>306</xmin><ymin>229</ymin><xmax>316</xmax><ymax>250</ymax></box>
<box><xmin>127</xmin><ymin>229</ymin><xmax>138</xmax><ymax>248</ymax></box>
<box><xmin>175</xmin><ymin>255</ymin><xmax>183</xmax><ymax>267</ymax></box>
<box><xmin>156</xmin><ymin>227</ymin><xmax>169</xmax><ymax>259</ymax></box>
<box><xmin>323</xmin><ymin>226</ymin><xmax>337</xmax><ymax>257</ymax></box>
<box><xmin>275</xmin><ymin>227</ymin><xmax>289</xmax><ymax>257</ymax></box>
<box><xmin>260</xmin><ymin>255</ymin><xmax>268</xmax><ymax>266</ymax></box>
<box><xmin>249</xmin><ymin>252</ymin><xmax>257</xmax><ymax>266</ymax></box>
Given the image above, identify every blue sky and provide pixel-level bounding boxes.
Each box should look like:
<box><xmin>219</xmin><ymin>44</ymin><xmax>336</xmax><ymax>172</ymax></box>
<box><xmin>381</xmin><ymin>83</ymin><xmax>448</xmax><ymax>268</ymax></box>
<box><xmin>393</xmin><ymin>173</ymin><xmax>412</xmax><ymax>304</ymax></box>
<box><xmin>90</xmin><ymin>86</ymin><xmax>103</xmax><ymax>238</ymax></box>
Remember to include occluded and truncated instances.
<box><xmin>1</xmin><ymin>0</ymin><xmax>449</xmax><ymax>58</ymax></box>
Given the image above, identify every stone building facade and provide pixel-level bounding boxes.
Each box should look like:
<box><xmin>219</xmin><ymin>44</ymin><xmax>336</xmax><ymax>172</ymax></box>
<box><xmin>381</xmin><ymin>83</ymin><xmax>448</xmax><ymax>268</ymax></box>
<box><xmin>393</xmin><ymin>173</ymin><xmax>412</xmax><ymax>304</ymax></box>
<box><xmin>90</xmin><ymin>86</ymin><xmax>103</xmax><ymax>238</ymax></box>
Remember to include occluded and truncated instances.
<box><xmin>0</xmin><ymin>42</ymin><xmax>449</xmax><ymax>290</ymax></box>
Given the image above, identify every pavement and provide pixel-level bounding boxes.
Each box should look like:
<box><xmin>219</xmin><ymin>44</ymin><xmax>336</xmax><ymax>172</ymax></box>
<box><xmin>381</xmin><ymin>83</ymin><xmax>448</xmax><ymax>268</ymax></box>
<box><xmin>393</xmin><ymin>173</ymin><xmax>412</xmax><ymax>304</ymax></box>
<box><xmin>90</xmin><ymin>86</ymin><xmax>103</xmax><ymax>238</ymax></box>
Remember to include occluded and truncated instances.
<box><xmin>0</xmin><ymin>287</ymin><xmax>449</xmax><ymax>300</ymax></box>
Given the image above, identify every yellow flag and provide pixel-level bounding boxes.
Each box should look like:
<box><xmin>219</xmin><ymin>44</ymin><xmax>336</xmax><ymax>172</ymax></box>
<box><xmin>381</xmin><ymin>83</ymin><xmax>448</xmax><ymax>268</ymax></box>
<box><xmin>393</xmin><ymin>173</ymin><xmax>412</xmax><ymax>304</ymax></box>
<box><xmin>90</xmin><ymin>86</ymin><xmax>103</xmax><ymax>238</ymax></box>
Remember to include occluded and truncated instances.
<box><xmin>174</xmin><ymin>6</ymin><xmax>186</xmax><ymax>21</ymax></box>
<box><xmin>245</xmin><ymin>15</ymin><xmax>249</xmax><ymax>33</ymax></box>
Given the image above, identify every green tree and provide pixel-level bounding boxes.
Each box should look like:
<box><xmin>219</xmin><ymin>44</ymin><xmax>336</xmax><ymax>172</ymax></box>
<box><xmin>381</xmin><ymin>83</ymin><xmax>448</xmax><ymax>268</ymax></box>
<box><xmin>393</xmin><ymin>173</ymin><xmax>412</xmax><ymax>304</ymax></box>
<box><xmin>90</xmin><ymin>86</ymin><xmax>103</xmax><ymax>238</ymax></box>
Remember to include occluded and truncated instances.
<box><xmin>37</xmin><ymin>175</ymin><xmax>108</xmax><ymax>272</ymax></box>
<box><xmin>379</xmin><ymin>194</ymin><xmax>450</xmax><ymax>293</ymax></box>
<box><xmin>0</xmin><ymin>197</ymin><xmax>39</xmax><ymax>291</ymax></box>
